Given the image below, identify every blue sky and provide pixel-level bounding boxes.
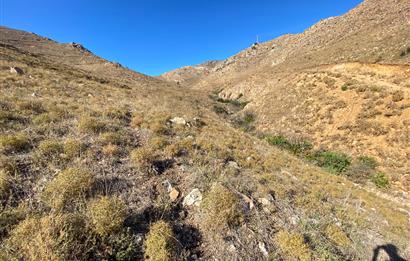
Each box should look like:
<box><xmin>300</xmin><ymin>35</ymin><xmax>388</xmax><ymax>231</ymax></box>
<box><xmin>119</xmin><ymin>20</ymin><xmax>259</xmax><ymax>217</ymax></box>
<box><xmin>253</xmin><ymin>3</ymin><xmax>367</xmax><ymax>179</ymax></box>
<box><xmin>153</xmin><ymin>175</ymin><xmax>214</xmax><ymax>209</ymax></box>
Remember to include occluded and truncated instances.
<box><xmin>1</xmin><ymin>0</ymin><xmax>362</xmax><ymax>76</ymax></box>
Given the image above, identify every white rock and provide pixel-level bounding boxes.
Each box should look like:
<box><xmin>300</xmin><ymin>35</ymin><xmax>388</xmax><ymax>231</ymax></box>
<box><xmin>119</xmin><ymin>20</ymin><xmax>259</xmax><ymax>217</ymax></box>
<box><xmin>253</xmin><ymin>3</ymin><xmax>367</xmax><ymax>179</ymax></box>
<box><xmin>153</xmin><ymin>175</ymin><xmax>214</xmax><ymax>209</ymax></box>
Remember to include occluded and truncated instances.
<box><xmin>10</xmin><ymin>67</ymin><xmax>24</xmax><ymax>75</ymax></box>
<box><xmin>170</xmin><ymin>117</ymin><xmax>186</xmax><ymax>125</ymax></box>
<box><xmin>183</xmin><ymin>188</ymin><xmax>202</xmax><ymax>207</ymax></box>
<box><xmin>258</xmin><ymin>242</ymin><xmax>269</xmax><ymax>257</ymax></box>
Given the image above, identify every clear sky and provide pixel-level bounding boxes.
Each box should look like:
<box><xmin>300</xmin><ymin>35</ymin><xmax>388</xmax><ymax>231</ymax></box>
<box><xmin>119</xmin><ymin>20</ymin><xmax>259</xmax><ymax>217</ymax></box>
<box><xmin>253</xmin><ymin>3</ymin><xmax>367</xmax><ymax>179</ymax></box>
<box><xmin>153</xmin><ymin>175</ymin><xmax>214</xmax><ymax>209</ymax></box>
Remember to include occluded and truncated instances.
<box><xmin>1</xmin><ymin>0</ymin><xmax>362</xmax><ymax>76</ymax></box>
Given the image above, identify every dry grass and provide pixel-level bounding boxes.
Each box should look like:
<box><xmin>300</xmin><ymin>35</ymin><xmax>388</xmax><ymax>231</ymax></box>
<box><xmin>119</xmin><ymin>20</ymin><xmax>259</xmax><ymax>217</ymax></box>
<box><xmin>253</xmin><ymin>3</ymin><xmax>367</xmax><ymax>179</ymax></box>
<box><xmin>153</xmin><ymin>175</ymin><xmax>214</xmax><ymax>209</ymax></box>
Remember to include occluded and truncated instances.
<box><xmin>276</xmin><ymin>230</ymin><xmax>312</xmax><ymax>261</ymax></box>
<box><xmin>144</xmin><ymin>220</ymin><xmax>177</xmax><ymax>261</ymax></box>
<box><xmin>41</xmin><ymin>167</ymin><xmax>94</xmax><ymax>210</ymax></box>
<box><xmin>87</xmin><ymin>196</ymin><xmax>127</xmax><ymax>237</ymax></box>
<box><xmin>0</xmin><ymin>133</ymin><xmax>30</xmax><ymax>154</ymax></box>
<box><xmin>5</xmin><ymin>213</ymin><xmax>89</xmax><ymax>261</ymax></box>
<box><xmin>201</xmin><ymin>183</ymin><xmax>243</xmax><ymax>231</ymax></box>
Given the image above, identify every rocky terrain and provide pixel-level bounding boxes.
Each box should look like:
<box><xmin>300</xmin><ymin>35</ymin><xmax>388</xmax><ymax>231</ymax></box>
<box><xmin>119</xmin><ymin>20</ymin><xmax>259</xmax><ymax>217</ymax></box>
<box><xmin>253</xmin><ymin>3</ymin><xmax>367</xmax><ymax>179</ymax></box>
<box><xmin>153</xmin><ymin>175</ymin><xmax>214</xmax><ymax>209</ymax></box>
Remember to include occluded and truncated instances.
<box><xmin>1</xmin><ymin>0</ymin><xmax>410</xmax><ymax>260</ymax></box>
<box><xmin>165</xmin><ymin>0</ymin><xmax>410</xmax><ymax>196</ymax></box>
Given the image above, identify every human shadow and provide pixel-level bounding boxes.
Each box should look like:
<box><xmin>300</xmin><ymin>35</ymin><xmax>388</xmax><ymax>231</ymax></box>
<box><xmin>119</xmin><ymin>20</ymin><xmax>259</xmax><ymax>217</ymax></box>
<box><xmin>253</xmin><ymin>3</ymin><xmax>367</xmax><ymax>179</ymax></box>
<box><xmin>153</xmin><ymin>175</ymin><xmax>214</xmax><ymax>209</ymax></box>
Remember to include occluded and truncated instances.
<box><xmin>372</xmin><ymin>244</ymin><xmax>407</xmax><ymax>261</ymax></box>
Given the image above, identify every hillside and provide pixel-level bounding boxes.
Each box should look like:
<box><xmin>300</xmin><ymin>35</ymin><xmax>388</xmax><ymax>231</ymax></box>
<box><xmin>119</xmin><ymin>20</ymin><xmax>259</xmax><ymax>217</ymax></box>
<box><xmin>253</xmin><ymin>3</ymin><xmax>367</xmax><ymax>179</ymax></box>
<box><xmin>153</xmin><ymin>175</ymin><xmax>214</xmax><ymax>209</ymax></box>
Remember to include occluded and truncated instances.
<box><xmin>1</xmin><ymin>2</ymin><xmax>410</xmax><ymax>261</ymax></box>
<box><xmin>165</xmin><ymin>0</ymin><xmax>410</xmax><ymax>196</ymax></box>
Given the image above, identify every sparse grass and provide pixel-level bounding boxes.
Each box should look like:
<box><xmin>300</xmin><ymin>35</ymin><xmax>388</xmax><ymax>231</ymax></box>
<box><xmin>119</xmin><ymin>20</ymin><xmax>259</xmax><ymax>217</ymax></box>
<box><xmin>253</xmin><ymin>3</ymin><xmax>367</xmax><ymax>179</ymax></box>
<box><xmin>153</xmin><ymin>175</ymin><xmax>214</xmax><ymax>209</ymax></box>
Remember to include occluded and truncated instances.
<box><xmin>0</xmin><ymin>133</ymin><xmax>30</xmax><ymax>154</ymax></box>
<box><xmin>88</xmin><ymin>196</ymin><xmax>127</xmax><ymax>237</ymax></box>
<box><xmin>144</xmin><ymin>220</ymin><xmax>177</xmax><ymax>261</ymax></box>
<box><xmin>276</xmin><ymin>230</ymin><xmax>312</xmax><ymax>261</ymax></box>
<box><xmin>202</xmin><ymin>184</ymin><xmax>243</xmax><ymax>231</ymax></box>
<box><xmin>5</xmin><ymin>213</ymin><xmax>89</xmax><ymax>260</ymax></box>
<box><xmin>372</xmin><ymin>172</ymin><xmax>389</xmax><ymax>188</ymax></box>
<box><xmin>42</xmin><ymin>167</ymin><xmax>94</xmax><ymax>210</ymax></box>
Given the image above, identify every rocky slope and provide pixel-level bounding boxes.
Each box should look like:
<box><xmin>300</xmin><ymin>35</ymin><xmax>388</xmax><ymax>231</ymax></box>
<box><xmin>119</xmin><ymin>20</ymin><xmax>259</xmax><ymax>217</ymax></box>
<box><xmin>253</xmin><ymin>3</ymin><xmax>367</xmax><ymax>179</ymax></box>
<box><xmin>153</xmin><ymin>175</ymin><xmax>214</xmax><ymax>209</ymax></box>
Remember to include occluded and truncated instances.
<box><xmin>1</xmin><ymin>2</ymin><xmax>410</xmax><ymax>260</ymax></box>
<box><xmin>165</xmin><ymin>0</ymin><xmax>410</xmax><ymax>195</ymax></box>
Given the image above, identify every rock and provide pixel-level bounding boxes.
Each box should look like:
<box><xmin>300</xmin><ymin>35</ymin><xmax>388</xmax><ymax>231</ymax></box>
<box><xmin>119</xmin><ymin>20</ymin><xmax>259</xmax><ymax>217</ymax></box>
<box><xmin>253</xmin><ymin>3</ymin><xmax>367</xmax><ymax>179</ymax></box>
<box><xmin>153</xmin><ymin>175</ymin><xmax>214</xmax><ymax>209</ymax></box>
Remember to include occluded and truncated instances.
<box><xmin>258</xmin><ymin>242</ymin><xmax>269</xmax><ymax>257</ymax></box>
<box><xmin>183</xmin><ymin>188</ymin><xmax>202</xmax><ymax>207</ymax></box>
<box><xmin>10</xmin><ymin>67</ymin><xmax>24</xmax><ymax>75</ymax></box>
<box><xmin>227</xmin><ymin>161</ymin><xmax>240</xmax><ymax>169</ymax></box>
<box><xmin>258</xmin><ymin>198</ymin><xmax>271</xmax><ymax>206</ymax></box>
<box><xmin>162</xmin><ymin>179</ymin><xmax>173</xmax><ymax>192</ymax></box>
<box><xmin>169</xmin><ymin>188</ymin><xmax>180</xmax><ymax>202</ymax></box>
<box><xmin>170</xmin><ymin>117</ymin><xmax>187</xmax><ymax>125</ymax></box>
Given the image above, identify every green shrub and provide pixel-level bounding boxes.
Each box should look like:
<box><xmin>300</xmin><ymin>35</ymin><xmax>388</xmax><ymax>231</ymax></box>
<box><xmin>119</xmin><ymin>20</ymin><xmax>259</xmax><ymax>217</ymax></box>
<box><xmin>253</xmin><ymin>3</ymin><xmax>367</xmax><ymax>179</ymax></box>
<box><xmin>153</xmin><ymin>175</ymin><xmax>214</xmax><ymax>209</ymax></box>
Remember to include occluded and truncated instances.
<box><xmin>88</xmin><ymin>196</ymin><xmax>127</xmax><ymax>237</ymax></box>
<box><xmin>341</xmin><ymin>84</ymin><xmax>348</xmax><ymax>91</ymax></box>
<box><xmin>105</xmin><ymin>228</ymin><xmax>139</xmax><ymax>261</ymax></box>
<box><xmin>6</xmin><ymin>213</ymin><xmax>89</xmax><ymax>260</ymax></box>
<box><xmin>202</xmin><ymin>184</ymin><xmax>243</xmax><ymax>231</ymax></box>
<box><xmin>0</xmin><ymin>133</ymin><xmax>30</xmax><ymax>154</ymax></box>
<box><xmin>372</xmin><ymin>172</ymin><xmax>389</xmax><ymax>188</ymax></box>
<box><xmin>42</xmin><ymin>167</ymin><xmax>94</xmax><ymax>210</ymax></box>
<box><xmin>310</xmin><ymin>151</ymin><xmax>351</xmax><ymax>174</ymax></box>
<box><xmin>357</xmin><ymin>155</ymin><xmax>377</xmax><ymax>169</ymax></box>
<box><xmin>144</xmin><ymin>220</ymin><xmax>177</xmax><ymax>261</ymax></box>
<box><xmin>276</xmin><ymin>230</ymin><xmax>312</xmax><ymax>261</ymax></box>
<box><xmin>265</xmin><ymin>135</ymin><xmax>312</xmax><ymax>155</ymax></box>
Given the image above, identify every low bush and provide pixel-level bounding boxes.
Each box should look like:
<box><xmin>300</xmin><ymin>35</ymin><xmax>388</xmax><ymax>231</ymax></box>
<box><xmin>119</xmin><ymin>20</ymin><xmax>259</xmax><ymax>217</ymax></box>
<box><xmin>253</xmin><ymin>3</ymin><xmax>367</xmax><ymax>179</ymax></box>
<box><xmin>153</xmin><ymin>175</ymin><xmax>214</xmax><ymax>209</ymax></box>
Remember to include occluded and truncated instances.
<box><xmin>0</xmin><ymin>170</ymin><xmax>12</xmax><ymax>201</ymax></box>
<box><xmin>357</xmin><ymin>155</ymin><xmax>377</xmax><ymax>169</ymax></box>
<box><xmin>63</xmin><ymin>139</ymin><xmax>86</xmax><ymax>159</ymax></box>
<box><xmin>42</xmin><ymin>167</ymin><xmax>94</xmax><ymax>210</ymax></box>
<box><xmin>37</xmin><ymin>139</ymin><xmax>63</xmax><ymax>157</ymax></box>
<box><xmin>99</xmin><ymin>131</ymin><xmax>125</xmax><ymax>145</ymax></box>
<box><xmin>102</xmin><ymin>144</ymin><xmax>120</xmax><ymax>157</ymax></box>
<box><xmin>309</xmin><ymin>151</ymin><xmax>351</xmax><ymax>174</ymax></box>
<box><xmin>6</xmin><ymin>213</ymin><xmax>89</xmax><ymax>260</ymax></box>
<box><xmin>144</xmin><ymin>220</ymin><xmax>177</xmax><ymax>261</ymax></box>
<box><xmin>325</xmin><ymin>224</ymin><xmax>350</xmax><ymax>247</ymax></box>
<box><xmin>372</xmin><ymin>172</ymin><xmax>389</xmax><ymax>188</ymax></box>
<box><xmin>78</xmin><ymin>116</ymin><xmax>106</xmax><ymax>134</ymax></box>
<box><xmin>202</xmin><ymin>184</ymin><xmax>243</xmax><ymax>231</ymax></box>
<box><xmin>130</xmin><ymin>147</ymin><xmax>156</xmax><ymax>169</ymax></box>
<box><xmin>276</xmin><ymin>230</ymin><xmax>312</xmax><ymax>261</ymax></box>
<box><xmin>88</xmin><ymin>196</ymin><xmax>127</xmax><ymax>237</ymax></box>
<box><xmin>265</xmin><ymin>135</ymin><xmax>312</xmax><ymax>155</ymax></box>
<box><xmin>0</xmin><ymin>133</ymin><xmax>30</xmax><ymax>154</ymax></box>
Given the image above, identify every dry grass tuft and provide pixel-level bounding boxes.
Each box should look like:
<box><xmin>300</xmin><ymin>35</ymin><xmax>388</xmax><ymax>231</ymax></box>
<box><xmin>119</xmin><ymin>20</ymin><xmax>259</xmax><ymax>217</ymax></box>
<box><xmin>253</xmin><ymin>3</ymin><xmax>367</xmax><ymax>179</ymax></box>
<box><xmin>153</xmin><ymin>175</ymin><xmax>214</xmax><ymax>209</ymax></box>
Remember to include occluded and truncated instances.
<box><xmin>325</xmin><ymin>224</ymin><xmax>350</xmax><ymax>247</ymax></box>
<box><xmin>6</xmin><ymin>213</ymin><xmax>88</xmax><ymax>260</ymax></box>
<box><xmin>78</xmin><ymin>116</ymin><xmax>106</xmax><ymax>134</ymax></box>
<box><xmin>0</xmin><ymin>133</ymin><xmax>30</xmax><ymax>154</ymax></box>
<box><xmin>88</xmin><ymin>196</ymin><xmax>127</xmax><ymax>237</ymax></box>
<box><xmin>202</xmin><ymin>183</ymin><xmax>243</xmax><ymax>231</ymax></box>
<box><xmin>276</xmin><ymin>230</ymin><xmax>312</xmax><ymax>261</ymax></box>
<box><xmin>63</xmin><ymin>139</ymin><xmax>86</xmax><ymax>159</ymax></box>
<box><xmin>42</xmin><ymin>167</ymin><xmax>94</xmax><ymax>210</ymax></box>
<box><xmin>37</xmin><ymin>139</ymin><xmax>63</xmax><ymax>157</ymax></box>
<box><xmin>144</xmin><ymin>220</ymin><xmax>177</xmax><ymax>261</ymax></box>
